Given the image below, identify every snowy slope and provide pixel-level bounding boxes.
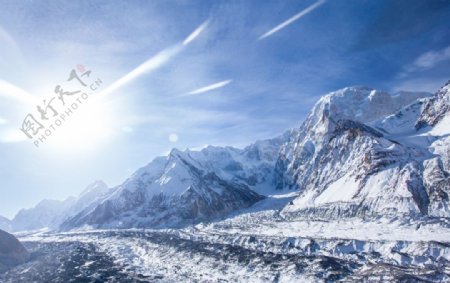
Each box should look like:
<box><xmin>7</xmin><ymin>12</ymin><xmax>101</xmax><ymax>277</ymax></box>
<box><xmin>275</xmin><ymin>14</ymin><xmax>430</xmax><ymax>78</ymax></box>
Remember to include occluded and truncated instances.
<box><xmin>62</xmin><ymin>148</ymin><xmax>266</xmax><ymax>229</ymax></box>
<box><xmin>280</xmin><ymin>83</ymin><xmax>450</xmax><ymax>220</ymax></box>
<box><xmin>11</xmin><ymin>199</ymin><xmax>75</xmax><ymax>232</ymax></box>
<box><xmin>60</xmin><ymin>180</ymin><xmax>110</xmax><ymax>222</ymax></box>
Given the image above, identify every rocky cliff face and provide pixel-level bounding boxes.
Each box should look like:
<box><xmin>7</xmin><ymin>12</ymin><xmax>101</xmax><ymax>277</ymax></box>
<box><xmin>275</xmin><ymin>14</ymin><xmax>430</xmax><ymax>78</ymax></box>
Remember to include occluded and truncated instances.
<box><xmin>416</xmin><ymin>80</ymin><xmax>450</xmax><ymax>130</ymax></box>
<box><xmin>0</xmin><ymin>229</ymin><xmax>29</xmax><ymax>272</ymax></box>
<box><xmin>279</xmin><ymin>84</ymin><xmax>450</xmax><ymax>221</ymax></box>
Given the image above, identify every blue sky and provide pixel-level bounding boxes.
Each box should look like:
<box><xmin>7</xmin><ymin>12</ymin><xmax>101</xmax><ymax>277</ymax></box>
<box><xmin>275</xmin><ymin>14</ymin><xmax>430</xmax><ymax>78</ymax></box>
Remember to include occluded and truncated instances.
<box><xmin>0</xmin><ymin>0</ymin><xmax>449</xmax><ymax>218</ymax></box>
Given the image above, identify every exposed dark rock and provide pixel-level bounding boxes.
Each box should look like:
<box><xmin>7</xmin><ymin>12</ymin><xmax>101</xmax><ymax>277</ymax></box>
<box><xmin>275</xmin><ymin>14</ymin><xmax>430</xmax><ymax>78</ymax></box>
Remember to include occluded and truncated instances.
<box><xmin>0</xmin><ymin>229</ymin><xmax>29</xmax><ymax>272</ymax></box>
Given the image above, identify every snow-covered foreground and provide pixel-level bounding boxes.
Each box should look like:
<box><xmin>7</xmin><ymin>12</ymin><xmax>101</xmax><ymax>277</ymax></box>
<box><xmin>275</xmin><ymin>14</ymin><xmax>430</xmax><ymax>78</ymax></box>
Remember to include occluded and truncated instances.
<box><xmin>7</xmin><ymin>202</ymin><xmax>450</xmax><ymax>283</ymax></box>
<box><xmin>8</xmin><ymin>230</ymin><xmax>450</xmax><ymax>282</ymax></box>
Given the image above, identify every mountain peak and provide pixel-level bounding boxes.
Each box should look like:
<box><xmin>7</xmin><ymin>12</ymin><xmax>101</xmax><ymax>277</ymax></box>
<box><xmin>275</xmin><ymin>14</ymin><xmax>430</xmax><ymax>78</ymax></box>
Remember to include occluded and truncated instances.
<box><xmin>78</xmin><ymin>180</ymin><xmax>108</xmax><ymax>198</ymax></box>
<box><xmin>307</xmin><ymin>87</ymin><xmax>432</xmax><ymax>129</ymax></box>
<box><xmin>337</xmin><ymin>86</ymin><xmax>376</xmax><ymax>97</ymax></box>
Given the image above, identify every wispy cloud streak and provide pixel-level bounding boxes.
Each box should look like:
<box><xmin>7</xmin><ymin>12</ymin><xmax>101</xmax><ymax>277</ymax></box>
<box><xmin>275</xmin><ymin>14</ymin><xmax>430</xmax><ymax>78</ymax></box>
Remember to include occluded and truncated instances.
<box><xmin>101</xmin><ymin>20</ymin><xmax>209</xmax><ymax>97</ymax></box>
<box><xmin>400</xmin><ymin>45</ymin><xmax>450</xmax><ymax>77</ymax></box>
<box><xmin>182</xmin><ymin>80</ymin><xmax>232</xmax><ymax>96</ymax></box>
<box><xmin>0</xmin><ymin>25</ymin><xmax>19</xmax><ymax>50</ymax></box>
<box><xmin>0</xmin><ymin>79</ymin><xmax>37</xmax><ymax>105</ymax></box>
<box><xmin>183</xmin><ymin>20</ymin><xmax>209</xmax><ymax>46</ymax></box>
<box><xmin>259</xmin><ymin>0</ymin><xmax>325</xmax><ymax>40</ymax></box>
<box><xmin>101</xmin><ymin>45</ymin><xmax>182</xmax><ymax>96</ymax></box>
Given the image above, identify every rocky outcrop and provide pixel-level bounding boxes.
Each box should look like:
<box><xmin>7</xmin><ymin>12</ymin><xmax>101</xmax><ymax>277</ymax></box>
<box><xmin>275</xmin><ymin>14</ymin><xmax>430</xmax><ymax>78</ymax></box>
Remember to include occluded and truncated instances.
<box><xmin>0</xmin><ymin>217</ymin><xmax>11</xmax><ymax>233</ymax></box>
<box><xmin>415</xmin><ymin>80</ymin><xmax>450</xmax><ymax>130</ymax></box>
<box><xmin>0</xmin><ymin>229</ymin><xmax>29</xmax><ymax>272</ymax></box>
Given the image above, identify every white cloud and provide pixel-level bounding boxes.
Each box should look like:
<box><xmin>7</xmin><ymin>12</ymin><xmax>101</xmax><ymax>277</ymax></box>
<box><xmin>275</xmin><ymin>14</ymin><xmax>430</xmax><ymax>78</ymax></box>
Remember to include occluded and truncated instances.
<box><xmin>0</xmin><ymin>80</ymin><xmax>39</xmax><ymax>144</ymax></box>
<box><xmin>183</xmin><ymin>20</ymin><xmax>209</xmax><ymax>46</ymax></box>
<box><xmin>101</xmin><ymin>20</ymin><xmax>209</xmax><ymax>97</ymax></box>
<box><xmin>259</xmin><ymin>0</ymin><xmax>325</xmax><ymax>40</ymax></box>
<box><xmin>401</xmin><ymin>46</ymin><xmax>450</xmax><ymax>77</ymax></box>
<box><xmin>0</xmin><ymin>79</ymin><xmax>37</xmax><ymax>105</ymax></box>
<box><xmin>0</xmin><ymin>128</ymin><xmax>27</xmax><ymax>143</ymax></box>
<box><xmin>413</xmin><ymin>46</ymin><xmax>450</xmax><ymax>69</ymax></box>
<box><xmin>182</xmin><ymin>80</ymin><xmax>232</xmax><ymax>96</ymax></box>
<box><xmin>101</xmin><ymin>45</ymin><xmax>183</xmax><ymax>97</ymax></box>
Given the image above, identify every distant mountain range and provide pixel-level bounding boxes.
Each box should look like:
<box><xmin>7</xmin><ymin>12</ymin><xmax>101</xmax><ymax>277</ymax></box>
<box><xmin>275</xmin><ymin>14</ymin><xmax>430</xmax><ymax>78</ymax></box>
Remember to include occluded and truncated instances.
<box><xmin>4</xmin><ymin>181</ymin><xmax>109</xmax><ymax>232</ymax></box>
<box><xmin>4</xmin><ymin>81</ymin><xmax>450</xmax><ymax>231</ymax></box>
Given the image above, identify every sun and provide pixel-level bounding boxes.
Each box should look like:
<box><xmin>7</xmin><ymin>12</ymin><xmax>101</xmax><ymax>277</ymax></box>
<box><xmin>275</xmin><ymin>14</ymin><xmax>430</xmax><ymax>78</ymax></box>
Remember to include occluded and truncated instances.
<box><xmin>44</xmin><ymin>96</ymin><xmax>116</xmax><ymax>154</ymax></box>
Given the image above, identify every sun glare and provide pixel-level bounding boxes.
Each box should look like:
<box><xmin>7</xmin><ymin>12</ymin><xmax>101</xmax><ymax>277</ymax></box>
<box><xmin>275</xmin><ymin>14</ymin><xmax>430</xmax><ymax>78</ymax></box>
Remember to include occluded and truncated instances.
<box><xmin>44</xmin><ymin>96</ymin><xmax>115</xmax><ymax>154</ymax></box>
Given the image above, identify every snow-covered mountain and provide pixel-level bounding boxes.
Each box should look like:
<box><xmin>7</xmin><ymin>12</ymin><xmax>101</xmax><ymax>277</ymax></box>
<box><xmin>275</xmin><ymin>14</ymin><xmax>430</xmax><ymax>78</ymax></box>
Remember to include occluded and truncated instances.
<box><xmin>61</xmin><ymin>146</ymin><xmax>274</xmax><ymax>229</ymax></box>
<box><xmin>11</xmin><ymin>199</ymin><xmax>75</xmax><ymax>232</ymax></box>
<box><xmin>16</xmin><ymin>82</ymin><xmax>450</xmax><ymax>231</ymax></box>
<box><xmin>58</xmin><ymin>84</ymin><xmax>450</xmax><ymax>230</ymax></box>
<box><xmin>10</xmin><ymin>181</ymin><xmax>109</xmax><ymax>232</ymax></box>
<box><xmin>280</xmin><ymin>83</ymin><xmax>450</xmax><ymax>220</ymax></box>
<box><xmin>60</xmin><ymin>180</ymin><xmax>110</xmax><ymax>221</ymax></box>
